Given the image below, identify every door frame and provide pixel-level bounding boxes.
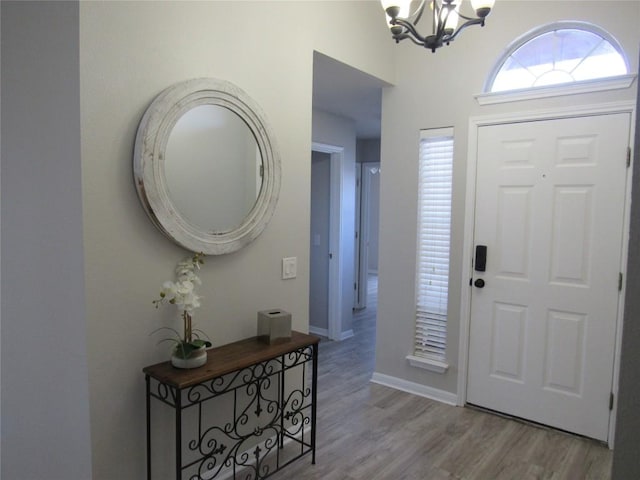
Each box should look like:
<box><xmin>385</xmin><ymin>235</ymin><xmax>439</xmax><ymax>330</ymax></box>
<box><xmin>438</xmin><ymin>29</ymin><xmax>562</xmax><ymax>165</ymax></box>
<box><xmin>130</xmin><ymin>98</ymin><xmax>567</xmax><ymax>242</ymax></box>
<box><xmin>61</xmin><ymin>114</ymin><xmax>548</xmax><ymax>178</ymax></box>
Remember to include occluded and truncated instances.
<box><xmin>458</xmin><ymin>101</ymin><xmax>636</xmax><ymax>447</ymax></box>
<box><xmin>312</xmin><ymin>142</ymin><xmax>344</xmax><ymax>341</ymax></box>
<box><xmin>355</xmin><ymin>164</ymin><xmax>365</xmax><ymax>309</ymax></box>
<box><xmin>355</xmin><ymin>162</ymin><xmax>381</xmax><ymax>310</ymax></box>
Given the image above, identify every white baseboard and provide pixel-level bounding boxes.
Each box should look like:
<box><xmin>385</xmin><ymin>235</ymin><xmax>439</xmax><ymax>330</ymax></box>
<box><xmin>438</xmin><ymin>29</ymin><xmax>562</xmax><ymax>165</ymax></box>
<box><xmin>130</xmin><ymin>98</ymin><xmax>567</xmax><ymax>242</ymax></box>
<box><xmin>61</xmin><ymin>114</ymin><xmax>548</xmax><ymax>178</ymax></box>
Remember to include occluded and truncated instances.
<box><xmin>339</xmin><ymin>329</ymin><xmax>354</xmax><ymax>341</ymax></box>
<box><xmin>308</xmin><ymin>326</ymin><xmax>328</xmax><ymax>338</ymax></box>
<box><xmin>370</xmin><ymin>372</ymin><xmax>458</xmax><ymax>406</ymax></box>
<box><xmin>308</xmin><ymin>327</ymin><xmax>354</xmax><ymax>342</ymax></box>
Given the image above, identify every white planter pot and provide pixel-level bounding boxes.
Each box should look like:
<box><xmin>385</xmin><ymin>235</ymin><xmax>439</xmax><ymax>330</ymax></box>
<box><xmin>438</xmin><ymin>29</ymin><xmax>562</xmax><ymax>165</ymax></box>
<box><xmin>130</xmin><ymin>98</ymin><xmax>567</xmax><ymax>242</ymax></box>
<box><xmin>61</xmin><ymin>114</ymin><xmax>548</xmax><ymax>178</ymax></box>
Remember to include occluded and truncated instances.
<box><xmin>170</xmin><ymin>346</ymin><xmax>207</xmax><ymax>369</ymax></box>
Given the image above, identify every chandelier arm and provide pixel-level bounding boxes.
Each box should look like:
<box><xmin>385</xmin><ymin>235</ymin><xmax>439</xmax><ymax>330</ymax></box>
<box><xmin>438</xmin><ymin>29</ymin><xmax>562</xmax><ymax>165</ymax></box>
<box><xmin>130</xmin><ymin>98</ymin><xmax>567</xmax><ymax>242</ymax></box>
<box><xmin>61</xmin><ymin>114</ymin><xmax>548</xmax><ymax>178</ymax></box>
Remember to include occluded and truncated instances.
<box><xmin>458</xmin><ymin>12</ymin><xmax>480</xmax><ymax>21</ymax></box>
<box><xmin>447</xmin><ymin>17</ymin><xmax>485</xmax><ymax>42</ymax></box>
<box><xmin>411</xmin><ymin>0</ymin><xmax>427</xmax><ymax>26</ymax></box>
<box><xmin>405</xmin><ymin>35</ymin><xmax>431</xmax><ymax>46</ymax></box>
<box><xmin>392</xmin><ymin>18</ymin><xmax>427</xmax><ymax>43</ymax></box>
<box><xmin>390</xmin><ymin>31</ymin><xmax>428</xmax><ymax>47</ymax></box>
<box><xmin>432</xmin><ymin>1</ymin><xmax>442</xmax><ymax>36</ymax></box>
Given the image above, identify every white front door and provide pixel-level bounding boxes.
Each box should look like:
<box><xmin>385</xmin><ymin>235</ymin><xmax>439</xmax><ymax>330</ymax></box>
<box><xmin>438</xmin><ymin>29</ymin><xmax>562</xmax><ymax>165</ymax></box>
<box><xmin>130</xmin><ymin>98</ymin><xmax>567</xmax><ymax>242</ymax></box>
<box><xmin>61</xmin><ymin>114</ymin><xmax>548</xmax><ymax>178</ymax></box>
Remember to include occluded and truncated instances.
<box><xmin>467</xmin><ymin>113</ymin><xmax>631</xmax><ymax>441</ymax></box>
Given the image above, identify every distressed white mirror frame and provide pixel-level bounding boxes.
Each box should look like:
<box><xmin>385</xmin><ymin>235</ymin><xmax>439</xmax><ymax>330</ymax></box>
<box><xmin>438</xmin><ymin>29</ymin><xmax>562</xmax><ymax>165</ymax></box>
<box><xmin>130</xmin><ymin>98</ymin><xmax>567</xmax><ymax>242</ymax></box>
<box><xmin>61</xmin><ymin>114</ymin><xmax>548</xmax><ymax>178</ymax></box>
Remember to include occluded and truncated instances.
<box><xmin>133</xmin><ymin>78</ymin><xmax>281</xmax><ymax>255</ymax></box>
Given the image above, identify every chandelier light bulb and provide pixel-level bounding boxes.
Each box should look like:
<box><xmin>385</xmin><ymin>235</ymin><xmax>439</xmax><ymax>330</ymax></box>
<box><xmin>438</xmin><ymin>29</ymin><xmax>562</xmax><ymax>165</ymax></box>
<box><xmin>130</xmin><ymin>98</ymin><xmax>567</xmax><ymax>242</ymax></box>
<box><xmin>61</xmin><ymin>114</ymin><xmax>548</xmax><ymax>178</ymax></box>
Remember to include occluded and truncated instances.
<box><xmin>444</xmin><ymin>8</ymin><xmax>460</xmax><ymax>32</ymax></box>
<box><xmin>380</xmin><ymin>0</ymin><xmax>411</xmax><ymax>19</ymax></box>
<box><xmin>470</xmin><ymin>0</ymin><xmax>494</xmax><ymax>17</ymax></box>
<box><xmin>439</xmin><ymin>0</ymin><xmax>461</xmax><ymax>32</ymax></box>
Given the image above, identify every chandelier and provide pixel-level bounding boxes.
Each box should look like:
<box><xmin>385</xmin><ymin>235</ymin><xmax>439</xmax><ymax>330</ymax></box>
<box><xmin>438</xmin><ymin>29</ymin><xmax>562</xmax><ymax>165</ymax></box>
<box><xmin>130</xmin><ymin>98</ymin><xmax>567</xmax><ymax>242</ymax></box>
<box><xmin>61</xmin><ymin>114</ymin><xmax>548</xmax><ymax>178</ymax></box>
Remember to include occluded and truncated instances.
<box><xmin>381</xmin><ymin>0</ymin><xmax>495</xmax><ymax>52</ymax></box>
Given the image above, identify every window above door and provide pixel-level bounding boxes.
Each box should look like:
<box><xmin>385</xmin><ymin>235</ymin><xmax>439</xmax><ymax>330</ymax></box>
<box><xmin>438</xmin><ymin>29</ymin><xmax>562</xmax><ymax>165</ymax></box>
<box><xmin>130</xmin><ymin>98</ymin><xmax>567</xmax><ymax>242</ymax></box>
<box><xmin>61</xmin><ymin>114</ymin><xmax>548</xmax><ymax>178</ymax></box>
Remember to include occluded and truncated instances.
<box><xmin>476</xmin><ymin>21</ymin><xmax>636</xmax><ymax>105</ymax></box>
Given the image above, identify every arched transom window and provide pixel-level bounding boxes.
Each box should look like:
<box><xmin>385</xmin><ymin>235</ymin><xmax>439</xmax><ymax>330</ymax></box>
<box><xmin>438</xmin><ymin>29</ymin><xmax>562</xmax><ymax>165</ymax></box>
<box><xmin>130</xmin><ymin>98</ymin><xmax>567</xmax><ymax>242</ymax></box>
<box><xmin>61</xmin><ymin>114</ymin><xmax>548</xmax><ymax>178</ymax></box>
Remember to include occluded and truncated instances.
<box><xmin>486</xmin><ymin>22</ymin><xmax>630</xmax><ymax>93</ymax></box>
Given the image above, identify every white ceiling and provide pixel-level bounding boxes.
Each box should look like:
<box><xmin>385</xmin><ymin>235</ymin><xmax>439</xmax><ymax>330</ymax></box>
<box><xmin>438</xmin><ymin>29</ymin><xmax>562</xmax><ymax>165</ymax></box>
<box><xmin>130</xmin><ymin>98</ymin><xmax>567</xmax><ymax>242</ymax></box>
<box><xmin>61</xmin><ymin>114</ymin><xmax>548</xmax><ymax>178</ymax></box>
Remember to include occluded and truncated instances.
<box><xmin>312</xmin><ymin>52</ymin><xmax>389</xmax><ymax>139</ymax></box>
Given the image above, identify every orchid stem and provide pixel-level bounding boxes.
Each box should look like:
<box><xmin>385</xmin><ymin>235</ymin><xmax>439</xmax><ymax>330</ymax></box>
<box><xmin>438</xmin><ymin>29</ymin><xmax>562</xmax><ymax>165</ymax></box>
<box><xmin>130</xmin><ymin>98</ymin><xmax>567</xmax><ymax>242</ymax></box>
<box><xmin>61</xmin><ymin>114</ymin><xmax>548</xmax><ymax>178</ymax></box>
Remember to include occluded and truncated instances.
<box><xmin>183</xmin><ymin>311</ymin><xmax>192</xmax><ymax>343</ymax></box>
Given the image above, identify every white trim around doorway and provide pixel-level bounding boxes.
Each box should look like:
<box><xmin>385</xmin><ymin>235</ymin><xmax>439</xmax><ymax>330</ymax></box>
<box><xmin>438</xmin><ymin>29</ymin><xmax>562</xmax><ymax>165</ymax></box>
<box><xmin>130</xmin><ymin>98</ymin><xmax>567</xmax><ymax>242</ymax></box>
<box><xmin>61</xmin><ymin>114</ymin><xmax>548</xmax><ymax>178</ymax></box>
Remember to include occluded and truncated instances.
<box><xmin>312</xmin><ymin>142</ymin><xmax>345</xmax><ymax>341</ymax></box>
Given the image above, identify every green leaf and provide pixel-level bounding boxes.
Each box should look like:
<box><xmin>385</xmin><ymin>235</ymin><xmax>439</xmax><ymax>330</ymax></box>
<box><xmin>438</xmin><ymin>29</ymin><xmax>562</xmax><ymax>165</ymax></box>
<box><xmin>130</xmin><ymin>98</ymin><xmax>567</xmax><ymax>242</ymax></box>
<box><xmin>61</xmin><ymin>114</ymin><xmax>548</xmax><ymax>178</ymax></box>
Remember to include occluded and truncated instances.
<box><xmin>178</xmin><ymin>342</ymin><xmax>196</xmax><ymax>358</ymax></box>
<box><xmin>191</xmin><ymin>339</ymin><xmax>212</xmax><ymax>348</ymax></box>
<box><xmin>172</xmin><ymin>340</ymin><xmax>210</xmax><ymax>359</ymax></box>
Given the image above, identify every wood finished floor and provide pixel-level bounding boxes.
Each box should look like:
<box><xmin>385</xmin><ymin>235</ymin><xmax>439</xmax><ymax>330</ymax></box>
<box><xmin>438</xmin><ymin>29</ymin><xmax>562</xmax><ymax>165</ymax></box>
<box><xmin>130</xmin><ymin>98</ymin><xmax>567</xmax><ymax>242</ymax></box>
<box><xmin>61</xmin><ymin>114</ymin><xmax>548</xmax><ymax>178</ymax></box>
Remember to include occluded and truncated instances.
<box><xmin>270</xmin><ymin>276</ymin><xmax>612</xmax><ymax>480</ymax></box>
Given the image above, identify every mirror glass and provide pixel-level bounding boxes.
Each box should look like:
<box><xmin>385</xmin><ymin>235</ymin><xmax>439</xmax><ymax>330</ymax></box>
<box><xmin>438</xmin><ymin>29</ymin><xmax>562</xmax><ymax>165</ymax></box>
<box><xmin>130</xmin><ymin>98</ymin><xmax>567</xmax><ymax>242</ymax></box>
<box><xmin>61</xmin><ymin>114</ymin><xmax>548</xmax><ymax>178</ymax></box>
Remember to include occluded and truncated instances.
<box><xmin>133</xmin><ymin>78</ymin><xmax>281</xmax><ymax>255</ymax></box>
<box><xmin>165</xmin><ymin>105</ymin><xmax>262</xmax><ymax>233</ymax></box>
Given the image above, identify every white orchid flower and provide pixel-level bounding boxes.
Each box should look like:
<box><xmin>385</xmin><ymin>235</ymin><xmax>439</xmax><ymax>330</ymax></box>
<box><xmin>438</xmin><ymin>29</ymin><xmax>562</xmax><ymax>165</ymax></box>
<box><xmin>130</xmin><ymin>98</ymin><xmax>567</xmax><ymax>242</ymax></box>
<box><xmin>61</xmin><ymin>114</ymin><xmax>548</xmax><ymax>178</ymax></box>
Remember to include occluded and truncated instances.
<box><xmin>152</xmin><ymin>252</ymin><xmax>207</xmax><ymax>347</ymax></box>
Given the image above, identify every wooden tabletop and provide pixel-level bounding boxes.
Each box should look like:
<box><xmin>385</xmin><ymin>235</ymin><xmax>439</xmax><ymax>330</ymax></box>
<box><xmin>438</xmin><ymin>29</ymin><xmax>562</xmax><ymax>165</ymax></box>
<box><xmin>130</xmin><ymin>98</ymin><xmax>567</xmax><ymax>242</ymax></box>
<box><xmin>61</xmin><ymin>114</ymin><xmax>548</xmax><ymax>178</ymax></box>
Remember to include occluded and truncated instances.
<box><xmin>143</xmin><ymin>331</ymin><xmax>320</xmax><ymax>389</ymax></box>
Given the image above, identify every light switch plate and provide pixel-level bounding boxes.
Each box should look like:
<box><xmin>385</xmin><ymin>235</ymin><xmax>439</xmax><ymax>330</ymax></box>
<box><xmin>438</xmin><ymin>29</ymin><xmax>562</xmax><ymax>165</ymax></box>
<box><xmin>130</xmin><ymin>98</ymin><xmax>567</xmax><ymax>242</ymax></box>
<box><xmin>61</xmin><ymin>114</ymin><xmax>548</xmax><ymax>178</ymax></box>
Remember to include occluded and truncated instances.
<box><xmin>282</xmin><ymin>257</ymin><xmax>297</xmax><ymax>279</ymax></box>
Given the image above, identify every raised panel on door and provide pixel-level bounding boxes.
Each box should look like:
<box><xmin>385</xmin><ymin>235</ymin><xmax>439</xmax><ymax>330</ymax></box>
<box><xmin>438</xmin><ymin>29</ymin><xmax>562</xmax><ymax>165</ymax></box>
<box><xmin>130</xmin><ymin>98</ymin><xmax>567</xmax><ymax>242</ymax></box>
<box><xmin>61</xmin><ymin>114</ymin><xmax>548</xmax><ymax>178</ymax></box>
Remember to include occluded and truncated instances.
<box><xmin>490</xmin><ymin>302</ymin><xmax>527</xmax><ymax>382</ymax></box>
<box><xmin>543</xmin><ymin>309</ymin><xmax>586</xmax><ymax>396</ymax></box>
<box><xmin>496</xmin><ymin>187</ymin><xmax>532</xmax><ymax>279</ymax></box>
<box><xmin>467</xmin><ymin>113</ymin><xmax>631</xmax><ymax>441</ymax></box>
<box><xmin>549</xmin><ymin>186</ymin><xmax>593</xmax><ymax>286</ymax></box>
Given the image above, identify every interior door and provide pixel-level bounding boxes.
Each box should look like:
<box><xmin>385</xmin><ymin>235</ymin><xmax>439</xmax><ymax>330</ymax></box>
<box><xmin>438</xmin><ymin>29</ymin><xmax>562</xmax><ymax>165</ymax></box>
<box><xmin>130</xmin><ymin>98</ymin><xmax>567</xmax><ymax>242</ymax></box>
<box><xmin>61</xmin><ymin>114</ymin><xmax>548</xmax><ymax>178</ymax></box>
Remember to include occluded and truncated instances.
<box><xmin>467</xmin><ymin>113</ymin><xmax>631</xmax><ymax>441</ymax></box>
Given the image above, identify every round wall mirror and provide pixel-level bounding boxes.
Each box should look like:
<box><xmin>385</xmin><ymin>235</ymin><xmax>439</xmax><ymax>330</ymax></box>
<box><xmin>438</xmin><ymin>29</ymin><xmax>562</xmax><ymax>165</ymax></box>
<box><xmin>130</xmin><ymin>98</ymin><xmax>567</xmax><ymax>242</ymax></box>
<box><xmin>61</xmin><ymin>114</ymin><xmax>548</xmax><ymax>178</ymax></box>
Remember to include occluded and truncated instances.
<box><xmin>133</xmin><ymin>78</ymin><xmax>281</xmax><ymax>254</ymax></box>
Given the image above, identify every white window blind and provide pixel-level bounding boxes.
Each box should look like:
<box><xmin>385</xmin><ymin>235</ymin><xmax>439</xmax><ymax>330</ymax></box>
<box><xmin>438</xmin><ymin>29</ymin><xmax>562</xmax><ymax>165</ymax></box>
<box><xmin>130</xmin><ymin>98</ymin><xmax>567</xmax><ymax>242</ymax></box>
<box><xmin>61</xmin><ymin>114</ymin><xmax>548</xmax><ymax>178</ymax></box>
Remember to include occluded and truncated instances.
<box><xmin>414</xmin><ymin>128</ymin><xmax>453</xmax><ymax>360</ymax></box>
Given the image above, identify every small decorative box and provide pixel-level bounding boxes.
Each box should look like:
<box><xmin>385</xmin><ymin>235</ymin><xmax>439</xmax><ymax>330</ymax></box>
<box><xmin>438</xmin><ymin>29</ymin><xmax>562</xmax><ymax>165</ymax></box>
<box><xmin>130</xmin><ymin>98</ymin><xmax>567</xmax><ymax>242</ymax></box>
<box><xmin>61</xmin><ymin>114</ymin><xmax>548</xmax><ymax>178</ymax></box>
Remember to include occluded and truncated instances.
<box><xmin>257</xmin><ymin>309</ymin><xmax>292</xmax><ymax>344</ymax></box>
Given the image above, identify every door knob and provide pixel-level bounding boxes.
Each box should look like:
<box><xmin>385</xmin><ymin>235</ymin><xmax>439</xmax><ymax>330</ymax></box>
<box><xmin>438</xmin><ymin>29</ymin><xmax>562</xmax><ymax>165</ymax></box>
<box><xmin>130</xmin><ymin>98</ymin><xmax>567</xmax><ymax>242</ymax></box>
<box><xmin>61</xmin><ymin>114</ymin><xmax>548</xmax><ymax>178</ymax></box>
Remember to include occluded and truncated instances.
<box><xmin>474</xmin><ymin>278</ymin><xmax>485</xmax><ymax>288</ymax></box>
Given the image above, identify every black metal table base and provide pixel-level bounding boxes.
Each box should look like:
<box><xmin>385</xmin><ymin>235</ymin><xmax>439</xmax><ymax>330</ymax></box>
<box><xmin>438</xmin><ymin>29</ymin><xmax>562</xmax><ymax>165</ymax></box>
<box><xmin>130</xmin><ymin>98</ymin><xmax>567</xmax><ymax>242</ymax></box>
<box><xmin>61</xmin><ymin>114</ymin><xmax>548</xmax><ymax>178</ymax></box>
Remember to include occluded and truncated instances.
<box><xmin>145</xmin><ymin>341</ymin><xmax>317</xmax><ymax>480</ymax></box>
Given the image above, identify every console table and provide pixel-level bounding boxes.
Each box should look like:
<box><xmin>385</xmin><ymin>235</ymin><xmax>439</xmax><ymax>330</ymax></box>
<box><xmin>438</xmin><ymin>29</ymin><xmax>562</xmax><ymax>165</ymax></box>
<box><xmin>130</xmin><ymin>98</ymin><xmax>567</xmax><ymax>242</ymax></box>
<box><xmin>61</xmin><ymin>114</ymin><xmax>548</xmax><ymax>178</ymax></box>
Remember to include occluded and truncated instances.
<box><xmin>144</xmin><ymin>331</ymin><xmax>319</xmax><ymax>480</ymax></box>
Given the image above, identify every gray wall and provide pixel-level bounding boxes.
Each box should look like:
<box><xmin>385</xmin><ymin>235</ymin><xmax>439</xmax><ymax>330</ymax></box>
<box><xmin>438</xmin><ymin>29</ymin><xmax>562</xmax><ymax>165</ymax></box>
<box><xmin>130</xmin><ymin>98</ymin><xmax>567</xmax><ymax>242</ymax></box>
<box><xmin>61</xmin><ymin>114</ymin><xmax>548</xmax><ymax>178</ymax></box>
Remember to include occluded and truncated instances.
<box><xmin>1</xmin><ymin>1</ymin><xmax>93</xmax><ymax>478</ymax></box>
<box><xmin>611</xmin><ymin>54</ymin><xmax>640</xmax><ymax>480</ymax></box>
<box><xmin>78</xmin><ymin>3</ymin><xmax>392</xmax><ymax>478</ymax></box>
<box><xmin>357</xmin><ymin>138</ymin><xmax>381</xmax><ymax>164</ymax></box>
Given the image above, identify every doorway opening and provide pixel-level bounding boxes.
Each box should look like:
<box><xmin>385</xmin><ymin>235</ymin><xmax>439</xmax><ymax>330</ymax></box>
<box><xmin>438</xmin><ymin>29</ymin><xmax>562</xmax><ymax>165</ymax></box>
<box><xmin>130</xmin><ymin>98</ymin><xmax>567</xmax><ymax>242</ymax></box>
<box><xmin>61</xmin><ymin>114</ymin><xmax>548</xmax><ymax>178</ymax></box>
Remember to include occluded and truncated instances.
<box><xmin>308</xmin><ymin>143</ymin><xmax>381</xmax><ymax>345</ymax></box>
<box><xmin>310</xmin><ymin>51</ymin><xmax>386</xmax><ymax>361</ymax></box>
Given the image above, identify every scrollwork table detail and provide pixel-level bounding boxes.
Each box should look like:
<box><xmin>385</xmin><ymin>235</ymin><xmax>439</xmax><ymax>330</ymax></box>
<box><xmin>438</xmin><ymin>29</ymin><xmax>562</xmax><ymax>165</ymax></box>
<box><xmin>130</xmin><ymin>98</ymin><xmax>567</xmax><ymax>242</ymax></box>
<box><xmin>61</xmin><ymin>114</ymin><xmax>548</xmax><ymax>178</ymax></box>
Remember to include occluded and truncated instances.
<box><xmin>144</xmin><ymin>331</ymin><xmax>319</xmax><ymax>480</ymax></box>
